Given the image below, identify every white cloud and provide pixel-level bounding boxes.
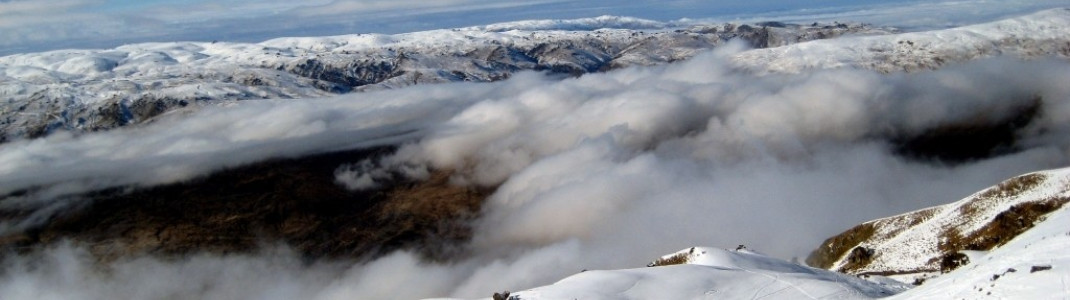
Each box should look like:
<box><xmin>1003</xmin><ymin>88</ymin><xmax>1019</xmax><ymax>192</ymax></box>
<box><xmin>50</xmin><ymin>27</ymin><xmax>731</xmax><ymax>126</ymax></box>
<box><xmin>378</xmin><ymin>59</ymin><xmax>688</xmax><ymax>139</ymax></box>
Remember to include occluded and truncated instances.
<box><xmin>295</xmin><ymin>0</ymin><xmax>475</xmax><ymax>16</ymax></box>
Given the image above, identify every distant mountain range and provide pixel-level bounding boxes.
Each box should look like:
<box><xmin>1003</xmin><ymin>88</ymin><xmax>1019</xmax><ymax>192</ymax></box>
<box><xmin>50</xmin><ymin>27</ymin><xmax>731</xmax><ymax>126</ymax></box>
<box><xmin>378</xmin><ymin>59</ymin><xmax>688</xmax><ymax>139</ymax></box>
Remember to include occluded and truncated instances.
<box><xmin>0</xmin><ymin>17</ymin><xmax>892</xmax><ymax>143</ymax></box>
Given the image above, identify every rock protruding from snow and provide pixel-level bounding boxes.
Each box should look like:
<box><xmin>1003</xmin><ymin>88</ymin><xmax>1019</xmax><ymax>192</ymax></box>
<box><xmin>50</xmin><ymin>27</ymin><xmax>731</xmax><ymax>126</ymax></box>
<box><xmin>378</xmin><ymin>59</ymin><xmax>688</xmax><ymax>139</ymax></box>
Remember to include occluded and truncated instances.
<box><xmin>808</xmin><ymin>168</ymin><xmax>1070</xmax><ymax>284</ymax></box>
<box><xmin>733</xmin><ymin>8</ymin><xmax>1070</xmax><ymax>73</ymax></box>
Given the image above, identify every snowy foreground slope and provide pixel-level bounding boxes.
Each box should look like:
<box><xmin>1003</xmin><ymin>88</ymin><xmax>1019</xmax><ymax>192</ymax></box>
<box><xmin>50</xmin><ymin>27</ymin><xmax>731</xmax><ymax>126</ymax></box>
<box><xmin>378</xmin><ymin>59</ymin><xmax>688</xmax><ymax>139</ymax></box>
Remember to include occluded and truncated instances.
<box><xmin>0</xmin><ymin>17</ymin><xmax>883</xmax><ymax>142</ymax></box>
<box><xmin>440</xmin><ymin>168</ymin><xmax>1070</xmax><ymax>299</ymax></box>
<box><xmin>434</xmin><ymin>247</ymin><xmax>908</xmax><ymax>300</ymax></box>
<box><xmin>894</xmin><ymin>185</ymin><xmax>1070</xmax><ymax>299</ymax></box>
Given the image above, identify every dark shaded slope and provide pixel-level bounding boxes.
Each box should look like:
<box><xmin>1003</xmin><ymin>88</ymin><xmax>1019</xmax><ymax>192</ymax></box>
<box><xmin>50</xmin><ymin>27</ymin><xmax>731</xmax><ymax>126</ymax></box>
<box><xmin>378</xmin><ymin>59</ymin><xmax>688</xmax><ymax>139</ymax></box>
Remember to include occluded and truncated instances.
<box><xmin>0</xmin><ymin>147</ymin><xmax>489</xmax><ymax>262</ymax></box>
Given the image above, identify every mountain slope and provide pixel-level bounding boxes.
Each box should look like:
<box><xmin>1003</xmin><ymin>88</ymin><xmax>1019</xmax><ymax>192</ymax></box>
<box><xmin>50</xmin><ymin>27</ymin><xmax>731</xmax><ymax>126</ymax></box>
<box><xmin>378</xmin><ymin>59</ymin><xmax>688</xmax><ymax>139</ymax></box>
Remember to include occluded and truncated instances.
<box><xmin>444</xmin><ymin>247</ymin><xmax>905</xmax><ymax>300</ymax></box>
<box><xmin>733</xmin><ymin>8</ymin><xmax>1070</xmax><ymax>73</ymax></box>
<box><xmin>0</xmin><ymin>18</ymin><xmax>884</xmax><ymax>143</ymax></box>
<box><xmin>436</xmin><ymin>167</ymin><xmax>1070</xmax><ymax>300</ymax></box>
<box><xmin>890</xmin><ymin>194</ymin><xmax>1070</xmax><ymax>299</ymax></box>
<box><xmin>5</xmin><ymin>9</ymin><xmax>1070</xmax><ymax>144</ymax></box>
<box><xmin>808</xmin><ymin>168</ymin><xmax>1070</xmax><ymax>283</ymax></box>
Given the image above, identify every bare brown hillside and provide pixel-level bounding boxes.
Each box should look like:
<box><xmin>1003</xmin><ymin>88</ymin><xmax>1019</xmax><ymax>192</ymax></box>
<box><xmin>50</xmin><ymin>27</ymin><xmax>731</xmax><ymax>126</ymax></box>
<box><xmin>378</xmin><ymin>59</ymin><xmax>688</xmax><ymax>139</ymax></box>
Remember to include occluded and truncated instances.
<box><xmin>0</xmin><ymin>147</ymin><xmax>489</xmax><ymax>262</ymax></box>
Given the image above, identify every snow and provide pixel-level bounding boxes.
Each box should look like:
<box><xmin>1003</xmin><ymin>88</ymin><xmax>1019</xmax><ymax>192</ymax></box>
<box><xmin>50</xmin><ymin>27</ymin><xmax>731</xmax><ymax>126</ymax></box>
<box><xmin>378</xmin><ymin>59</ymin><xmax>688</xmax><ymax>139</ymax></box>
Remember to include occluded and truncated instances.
<box><xmin>732</xmin><ymin>8</ymin><xmax>1070</xmax><ymax>73</ymax></box>
<box><xmin>432</xmin><ymin>168</ymin><xmax>1070</xmax><ymax>300</ymax></box>
<box><xmin>820</xmin><ymin>168</ymin><xmax>1070</xmax><ymax>277</ymax></box>
<box><xmin>0</xmin><ymin>15</ymin><xmax>892</xmax><ymax>142</ymax></box>
<box><xmin>442</xmin><ymin>247</ymin><xmax>906</xmax><ymax>300</ymax></box>
<box><xmin>892</xmin><ymin>185</ymin><xmax>1070</xmax><ymax>299</ymax></box>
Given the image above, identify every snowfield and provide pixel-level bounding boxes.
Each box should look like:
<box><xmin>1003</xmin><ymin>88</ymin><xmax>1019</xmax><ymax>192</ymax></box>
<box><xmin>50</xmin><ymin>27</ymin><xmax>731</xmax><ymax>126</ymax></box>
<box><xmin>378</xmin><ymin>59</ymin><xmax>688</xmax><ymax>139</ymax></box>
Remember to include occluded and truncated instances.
<box><xmin>734</xmin><ymin>8</ymin><xmax>1070</xmax><ymax>73</ymax></box>
<box><xmin>894</xmin><ymin>188</ymin><xmax>1070</xmax><ymax>299</ymax></box>
<box><xmin>474</xmin><ymin>247</ymin><xmax>907</xmax><ymax>300</ymax></box>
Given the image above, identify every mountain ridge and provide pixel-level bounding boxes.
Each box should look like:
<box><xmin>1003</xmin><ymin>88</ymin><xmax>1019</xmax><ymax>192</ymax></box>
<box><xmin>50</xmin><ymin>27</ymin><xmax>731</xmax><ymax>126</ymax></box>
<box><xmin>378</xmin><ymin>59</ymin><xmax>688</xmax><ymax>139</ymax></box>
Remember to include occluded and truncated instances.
<box><xmin>0</xmin><ymin>18</ymin><xmax>886</xmax><ymax>143</ymax></box>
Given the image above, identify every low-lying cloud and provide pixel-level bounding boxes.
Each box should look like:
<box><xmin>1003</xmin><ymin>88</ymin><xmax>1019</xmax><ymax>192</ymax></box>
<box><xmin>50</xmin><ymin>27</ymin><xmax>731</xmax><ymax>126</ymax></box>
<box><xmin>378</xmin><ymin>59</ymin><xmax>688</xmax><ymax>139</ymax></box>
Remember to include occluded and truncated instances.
<box><xmin>3</xmin><ymin>44</ymin><xmax>1070</xmax><ymax>299</ymax></box>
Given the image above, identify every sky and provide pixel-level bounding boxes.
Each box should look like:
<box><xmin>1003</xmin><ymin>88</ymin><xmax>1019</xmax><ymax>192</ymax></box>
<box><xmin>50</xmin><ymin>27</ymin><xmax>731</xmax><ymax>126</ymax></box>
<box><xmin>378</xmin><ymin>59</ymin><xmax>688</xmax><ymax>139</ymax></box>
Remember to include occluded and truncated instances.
<box><xmin>1</xmin><ymin>0</ymin><xmax>1067</xmax><ymax>56</ymax></box>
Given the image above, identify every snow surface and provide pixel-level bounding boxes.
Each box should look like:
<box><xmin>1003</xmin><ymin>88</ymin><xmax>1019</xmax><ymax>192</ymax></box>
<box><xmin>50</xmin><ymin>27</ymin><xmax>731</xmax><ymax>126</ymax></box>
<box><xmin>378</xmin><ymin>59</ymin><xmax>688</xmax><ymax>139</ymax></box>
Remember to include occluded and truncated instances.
<box><xmin>822</xmin><ymin>168</ymin><xmax>1070</xmax><ymax>278</ymax></box>
<box><xmin>893</xmin><ymin>173</ymin><xmax>1070</xmax><ymax>299</ymax></box>
<box><xmin>733</xmin><ymin>8</ymin><xmax>1070</xmax><ymax>73</ymax></box>
<box><xmin>434</xmin><ymin>247</ymin><xmax>906</xmax><ymax>300</ymax></box>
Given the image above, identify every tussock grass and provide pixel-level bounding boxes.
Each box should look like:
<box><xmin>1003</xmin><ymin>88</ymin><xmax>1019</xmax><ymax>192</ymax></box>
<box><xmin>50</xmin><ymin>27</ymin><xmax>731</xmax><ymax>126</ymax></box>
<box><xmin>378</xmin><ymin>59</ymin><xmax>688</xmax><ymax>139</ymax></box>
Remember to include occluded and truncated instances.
<box><xmin>807</xmin><ymin>223</ymin><xmax>876</xmax><ymax>270</ymax></box>
<box><xmin>649</xmin><ymin>252</ymin><xmax>690</xmax><ymax>267</ymax></box>
<box><xmin>944</xmin><ymin>196</ymin><xmax>1069</xmax><ymax>253</ymax></box>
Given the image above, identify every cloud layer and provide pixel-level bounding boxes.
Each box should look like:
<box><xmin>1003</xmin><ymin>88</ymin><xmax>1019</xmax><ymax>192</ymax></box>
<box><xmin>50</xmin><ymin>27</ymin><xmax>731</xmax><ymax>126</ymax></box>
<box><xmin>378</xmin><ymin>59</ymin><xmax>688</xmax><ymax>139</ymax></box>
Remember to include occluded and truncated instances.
<box><xmin>3</xmin><ymin>40</ymin><xmax>1070</xmax><ymax>298</ymax></box>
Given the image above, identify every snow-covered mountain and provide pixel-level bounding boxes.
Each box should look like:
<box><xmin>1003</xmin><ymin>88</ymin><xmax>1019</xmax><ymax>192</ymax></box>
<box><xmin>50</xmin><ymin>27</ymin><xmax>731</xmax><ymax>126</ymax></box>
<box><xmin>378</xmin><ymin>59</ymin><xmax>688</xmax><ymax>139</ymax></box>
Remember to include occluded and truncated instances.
<box><xmin>734</xmin><ymin>8</ymin><xmax>1070</xmax><ymax>73</ymax></box>
<box><xmin>808</xmin><ymin>168</ymin><xmax>1070</xmax><ymax>283</ymax></box>
<box><xmin>5</xmin><ymin>9</ymin><xmax>1070</xmax><ymax>144</ymax></box>
<box><xmin>892</xmin><ymin>182</ymin><xmax>1070</xmax><ymax>299</ymax></box>
<box><xmin>454</xmin><ymin>247</ymin><xmax>908</xmax><ymax>300</ymax></box>
<box><xmin>0</xmin><ymin>17</ymin><xmax>885</xmax><ymax>143</ymax></box>
<box><xmin>443</xmin><ymin>168</ymin><xmax>1070</xmax><ymax>300</ymax></box>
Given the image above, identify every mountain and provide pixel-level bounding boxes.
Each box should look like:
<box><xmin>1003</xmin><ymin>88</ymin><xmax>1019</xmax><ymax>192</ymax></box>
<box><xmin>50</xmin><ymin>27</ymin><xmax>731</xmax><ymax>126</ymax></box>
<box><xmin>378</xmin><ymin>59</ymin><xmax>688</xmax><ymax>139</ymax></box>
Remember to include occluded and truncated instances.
<box><xmin>808</xmin><ymin>168</ymin><xmax>1070</xmax><ymax>284</ymax></box>
<box><xmin>441</xmin><ymin>168</ymin><xmax>1070</xmax><ymax>300</ymax></box>
<box><xmin>0</xmin><ymin>17</ymin><xmax>887</xmax><ymax>143</ymax></box>
<box><xmin>5</xmin><ymin>9</ymin><xmax>1070</xmax><ymax>144</ymax></box>
<box><xmin>449</xmin><ymin>247</ymin><xmax>908</xmax><ymax>300</ymax></box>
<box><xmin>890</xmin><ymin>175</ymin><xmax>1070</xmax><ymax>298</ymax></box>
<box><xmin>733</xmin><ymin>8</ymin><xmax>1070</xmax><ymax>73</ymax></box>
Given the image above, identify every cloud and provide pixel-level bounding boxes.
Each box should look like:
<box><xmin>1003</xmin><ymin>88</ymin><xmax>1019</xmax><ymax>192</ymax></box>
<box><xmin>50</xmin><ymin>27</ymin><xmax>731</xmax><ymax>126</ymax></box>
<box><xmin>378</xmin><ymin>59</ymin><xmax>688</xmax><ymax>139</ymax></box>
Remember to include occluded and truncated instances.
<box><xmin>3</xmin><ymin>39</ymin><xmax>1070</xmax><ymax>299</ymax></box>
<box><xmin>295</xmin><ymin>0</ymin><xmax>476</xmax><ymax>16</ymax></box>
<box><xmin>0</xmin><ymin>0</ymin><xmax>91</xmax><ymax>15</ymax></box>
<box><xmin>0</xmin><ymin>0</ymin><xmax>101</xmax><ymax>35</ymax></box>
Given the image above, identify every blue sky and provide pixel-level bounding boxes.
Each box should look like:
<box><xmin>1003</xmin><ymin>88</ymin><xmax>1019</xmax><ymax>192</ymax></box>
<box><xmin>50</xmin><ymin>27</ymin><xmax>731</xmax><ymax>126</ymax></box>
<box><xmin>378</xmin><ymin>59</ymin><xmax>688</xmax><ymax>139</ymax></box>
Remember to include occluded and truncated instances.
<box><xmin>0</xmin><ymin>0</ymin><xmax>1066</xmax><ymax>55</ymax></box>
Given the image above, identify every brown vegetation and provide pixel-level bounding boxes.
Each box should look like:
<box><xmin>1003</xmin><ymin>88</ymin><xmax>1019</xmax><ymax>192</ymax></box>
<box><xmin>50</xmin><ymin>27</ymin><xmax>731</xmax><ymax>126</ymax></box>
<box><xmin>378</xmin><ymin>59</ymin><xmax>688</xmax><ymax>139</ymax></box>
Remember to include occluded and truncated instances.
<box><xmin>959</xmin><ymin>173</ymin><xmax>1047</xmax><ymax>217</ymax></box>
<box><xmin>892</xmin><ymin>96</ymin><xmax>1041</xmax><ymax>164</ymax></box>
<box><xmin>648</xmin><ymin>252</ymin><xmax>690</xmax><ymax>267</ymax></box>
<box><xmin>811</xmin><ymin>171</ymin><xmax>1066</xmax><ymax>275</ymax></box>
<box><xmin>938</xmin><ymin>252</ymin><xmax>969</xmax><ymax>273</ymax></box>
<box><xmin>0</xmin><ymin>146</ymin><xmax>491</xmax><ymax>262</ymax></box>
<box><xmin>942</xmin><ymin>196</ymin><xmax>1068</xmax><ymax>255</ymax></box>
<box><xmin>806</xmin><ymin>223</ymin><xmax>876</xmax><ymax>270</ymax></box>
